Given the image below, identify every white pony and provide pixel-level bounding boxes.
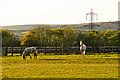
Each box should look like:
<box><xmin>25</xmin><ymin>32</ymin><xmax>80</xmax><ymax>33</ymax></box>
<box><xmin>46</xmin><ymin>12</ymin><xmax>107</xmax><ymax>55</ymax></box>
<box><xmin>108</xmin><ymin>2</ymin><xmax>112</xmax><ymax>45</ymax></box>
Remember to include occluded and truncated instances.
<box><xmin>80</xmin><ymin>40</ymin><xmax>86</xmax><ymax>58</ymax></box>
<box><xmin>22</xmin><ymin>47</ymin><xmax>37</xmax><ymax>59</ymax></box>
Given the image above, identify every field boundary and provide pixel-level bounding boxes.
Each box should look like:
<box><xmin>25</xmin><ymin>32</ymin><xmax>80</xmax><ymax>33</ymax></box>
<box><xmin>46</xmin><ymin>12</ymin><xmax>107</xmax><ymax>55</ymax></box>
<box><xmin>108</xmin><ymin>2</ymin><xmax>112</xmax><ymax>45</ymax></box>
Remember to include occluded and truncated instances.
<box><xmin>2</xmin><ymin>46</ymin><xmax>120</xmax><ymax>56</ymax></box>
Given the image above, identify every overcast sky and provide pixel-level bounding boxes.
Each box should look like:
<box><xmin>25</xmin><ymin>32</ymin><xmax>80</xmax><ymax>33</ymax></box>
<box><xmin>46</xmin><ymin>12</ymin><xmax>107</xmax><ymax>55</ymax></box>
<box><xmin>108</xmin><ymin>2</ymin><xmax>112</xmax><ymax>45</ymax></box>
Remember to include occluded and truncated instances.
<box><xmin>0</xmin><ymin>0</ymin><xmax>119</xmax><ymax>26</ymax></box>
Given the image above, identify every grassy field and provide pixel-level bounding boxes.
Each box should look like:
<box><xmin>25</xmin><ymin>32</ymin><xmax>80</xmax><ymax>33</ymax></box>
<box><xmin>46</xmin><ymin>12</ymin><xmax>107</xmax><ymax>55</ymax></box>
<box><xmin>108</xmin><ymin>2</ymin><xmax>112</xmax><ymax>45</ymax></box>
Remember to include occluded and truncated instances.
<box><xmin>2</xmin><ymin>53</ymin><xmax>119</xmax><ymax>78</ymax></box>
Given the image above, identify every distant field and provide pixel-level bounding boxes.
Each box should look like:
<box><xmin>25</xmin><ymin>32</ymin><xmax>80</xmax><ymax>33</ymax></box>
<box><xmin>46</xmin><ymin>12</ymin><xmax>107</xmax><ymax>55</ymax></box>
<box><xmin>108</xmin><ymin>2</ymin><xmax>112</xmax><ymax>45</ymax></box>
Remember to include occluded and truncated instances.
<box><xmin>2</xmin><ymin>54</ymin><xmax>119</xmax><ymax>78</ymax></box>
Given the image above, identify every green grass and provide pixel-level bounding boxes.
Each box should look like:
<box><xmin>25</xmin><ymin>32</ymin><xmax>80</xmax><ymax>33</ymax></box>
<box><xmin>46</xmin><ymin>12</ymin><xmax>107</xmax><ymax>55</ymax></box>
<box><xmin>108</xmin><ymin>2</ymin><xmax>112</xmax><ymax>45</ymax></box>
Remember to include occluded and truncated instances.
<box><xmin>2</xmin><ymin>54</ymin><xmax>119</xmax><ymax>78</ymax></box>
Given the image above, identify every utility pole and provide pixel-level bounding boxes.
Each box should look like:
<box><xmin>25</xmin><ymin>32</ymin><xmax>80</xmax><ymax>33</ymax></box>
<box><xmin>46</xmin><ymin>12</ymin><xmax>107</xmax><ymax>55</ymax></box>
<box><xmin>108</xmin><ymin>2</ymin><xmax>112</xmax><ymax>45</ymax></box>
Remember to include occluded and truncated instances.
<box><xmin>86</xmin><ymin>8</ymin><xmax>98</xmax><ymax>30</ymax></box>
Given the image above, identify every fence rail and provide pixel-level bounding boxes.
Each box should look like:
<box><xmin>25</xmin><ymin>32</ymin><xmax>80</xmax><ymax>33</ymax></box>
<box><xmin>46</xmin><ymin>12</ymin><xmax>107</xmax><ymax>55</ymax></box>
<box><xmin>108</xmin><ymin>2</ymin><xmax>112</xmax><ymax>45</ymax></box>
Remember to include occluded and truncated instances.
<box><xmin>2</xmin><ymin>46</ymin><xmax>120</xmax><ymax>56</ymax></box>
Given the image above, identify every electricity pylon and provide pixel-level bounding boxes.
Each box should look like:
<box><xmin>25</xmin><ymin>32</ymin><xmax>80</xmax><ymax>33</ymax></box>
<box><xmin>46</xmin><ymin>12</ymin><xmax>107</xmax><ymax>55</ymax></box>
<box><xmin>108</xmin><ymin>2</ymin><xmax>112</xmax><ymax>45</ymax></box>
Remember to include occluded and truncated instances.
<box><xmin>86</xmin><ymin>8</ymin><xmax>98</xmax><ymax>30</ymax></box>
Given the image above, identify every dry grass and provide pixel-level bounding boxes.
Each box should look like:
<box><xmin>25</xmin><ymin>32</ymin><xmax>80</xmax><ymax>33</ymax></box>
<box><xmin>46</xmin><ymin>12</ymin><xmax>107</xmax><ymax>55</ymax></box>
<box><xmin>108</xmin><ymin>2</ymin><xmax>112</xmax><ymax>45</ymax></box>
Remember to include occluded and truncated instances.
<box><xmin>2</xmin><ymin>54</ymin><xmax>119</xmax><ymax>78</ymax></box>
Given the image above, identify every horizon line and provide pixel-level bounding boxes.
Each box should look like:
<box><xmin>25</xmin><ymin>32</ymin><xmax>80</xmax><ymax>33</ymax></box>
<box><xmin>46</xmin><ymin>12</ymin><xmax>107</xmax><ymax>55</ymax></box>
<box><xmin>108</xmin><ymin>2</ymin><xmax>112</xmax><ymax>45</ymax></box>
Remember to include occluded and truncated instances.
<box><xmin>1</xmin><ymin>20</ymin><xmax>118</xmax><ymax>27</ymax></box>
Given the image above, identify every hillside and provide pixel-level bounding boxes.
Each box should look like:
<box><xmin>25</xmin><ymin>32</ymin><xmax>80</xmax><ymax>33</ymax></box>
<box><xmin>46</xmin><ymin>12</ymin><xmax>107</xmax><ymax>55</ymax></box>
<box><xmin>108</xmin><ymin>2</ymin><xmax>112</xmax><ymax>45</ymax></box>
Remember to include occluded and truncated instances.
<box><xmin>2</xmin><ymin>21</ymin><xmax>119</xmax><ymax>38</ymax></box>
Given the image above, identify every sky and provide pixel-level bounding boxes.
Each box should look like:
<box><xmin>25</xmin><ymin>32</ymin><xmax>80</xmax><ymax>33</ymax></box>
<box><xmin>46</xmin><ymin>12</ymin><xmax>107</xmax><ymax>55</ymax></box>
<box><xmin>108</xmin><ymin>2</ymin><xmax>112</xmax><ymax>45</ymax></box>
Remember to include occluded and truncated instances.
<box><xmin>0</xmin><ymin>0</ymin><xmax>119</xmax><ymax>26</ymax></box>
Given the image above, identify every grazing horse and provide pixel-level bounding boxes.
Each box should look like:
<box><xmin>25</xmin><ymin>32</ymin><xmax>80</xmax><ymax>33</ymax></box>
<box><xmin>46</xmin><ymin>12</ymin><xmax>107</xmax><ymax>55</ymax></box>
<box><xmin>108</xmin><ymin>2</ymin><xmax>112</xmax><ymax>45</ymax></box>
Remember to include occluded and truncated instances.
<box><xmin>22</xmin><ymin>47</ymin><xmax>37</xmax><ymax>59</ymax></box>
<box><xmin>80</xmin><ymin>40</ymin><xmax>86</xmax><ymax>58</ymax></box>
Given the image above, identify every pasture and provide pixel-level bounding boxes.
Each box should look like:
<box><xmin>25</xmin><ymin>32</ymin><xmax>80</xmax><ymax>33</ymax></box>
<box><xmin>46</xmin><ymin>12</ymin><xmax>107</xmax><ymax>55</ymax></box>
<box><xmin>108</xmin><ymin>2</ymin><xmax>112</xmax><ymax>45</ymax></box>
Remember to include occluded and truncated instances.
<box><xmin>2</xmin><ymin>53</ymin><xmax>119</xmax><ymax>78</ymax></box>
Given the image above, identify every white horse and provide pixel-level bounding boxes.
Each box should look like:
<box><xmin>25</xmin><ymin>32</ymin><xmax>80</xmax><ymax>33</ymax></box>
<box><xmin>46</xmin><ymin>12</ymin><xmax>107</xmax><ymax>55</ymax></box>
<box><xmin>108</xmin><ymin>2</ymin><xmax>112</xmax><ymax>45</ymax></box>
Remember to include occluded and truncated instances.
<box><xmin>80</xmin><ymin>40</ymin><xmax>86</xmax><ymax>58</ymax></box>
<box><xmin>22</xmin><ymin>47</ymin><xmax>37</xmax><ymax>59</ymax></box>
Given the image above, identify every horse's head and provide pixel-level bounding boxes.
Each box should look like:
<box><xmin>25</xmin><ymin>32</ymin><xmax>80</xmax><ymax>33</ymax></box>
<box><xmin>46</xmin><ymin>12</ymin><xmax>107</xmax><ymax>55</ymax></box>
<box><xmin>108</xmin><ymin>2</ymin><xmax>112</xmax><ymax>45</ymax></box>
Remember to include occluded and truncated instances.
<box><xmin>80</xmin><ymin>40</ymin><xmax>82</xmax><ymax>46</ymax></box>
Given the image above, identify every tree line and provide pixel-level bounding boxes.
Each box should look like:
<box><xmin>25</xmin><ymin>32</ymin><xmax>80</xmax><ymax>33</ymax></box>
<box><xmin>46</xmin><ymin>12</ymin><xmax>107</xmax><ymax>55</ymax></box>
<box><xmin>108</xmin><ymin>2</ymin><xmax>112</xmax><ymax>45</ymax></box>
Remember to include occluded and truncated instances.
<box><xmin>2</xmin><ymin>26</ymin><xmax>120</xmax><ymax>47</ymax></box>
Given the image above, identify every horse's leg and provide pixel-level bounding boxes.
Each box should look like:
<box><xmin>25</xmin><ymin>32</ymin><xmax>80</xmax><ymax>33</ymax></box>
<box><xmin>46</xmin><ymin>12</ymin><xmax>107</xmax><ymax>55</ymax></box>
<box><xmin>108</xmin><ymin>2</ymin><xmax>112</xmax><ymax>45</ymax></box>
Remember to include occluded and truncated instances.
<box><xmin>34</xmin><ymin>53</ymin><xmax>37</xmax><ymax>58</ymax></box>
<box><xmin>80</xmin><ymin>50</ymin><xmax>84</xmax><ymax>58</ymax></box>
<box><xmin>28</xmin><ymin>53</ymin><xmax>32</xmax><ymax>59</ymax></box>
<box><xmin>82</xmin><ymin>52</ymin><xmax>84</xmax><ymax>58</ymax></box>
<box><xmin>82</xmin><ymin>51</ymin><xmax>85</xmax><ymax>58</ymax></box>
<box><xmin>84</xmin><ymin>50</ymin><xmax>86</xmax><ymax>55</ymax></box>
<box><xmin>82</xmin><ymin>50</ymin><xmax>85</xmax><ymax>58</ymax></box>
<box><xmin>23</xmin><ymin>54</ymin><xmax>26</xmax><ymax>60</ymax></box>
<box><xmin>30</xmin><ymin>55</ymin><xmax>32</xmax><ymax>59</ymax></box>
<box><xmin>35</xmin><ymin>55</ymin><xmax>37</xmax><ymax>58</ymax></box>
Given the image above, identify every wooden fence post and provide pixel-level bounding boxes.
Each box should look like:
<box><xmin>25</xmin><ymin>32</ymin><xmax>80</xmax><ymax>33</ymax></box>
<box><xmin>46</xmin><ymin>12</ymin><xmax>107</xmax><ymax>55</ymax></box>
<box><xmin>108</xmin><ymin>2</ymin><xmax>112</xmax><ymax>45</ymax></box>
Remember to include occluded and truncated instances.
<box><xmin>91</xmin><ymin>46</ymin><xmax>92</xmax><ymax>53</ymax></box>
<box><xmin>20</xmin><ymin>47</ymin><xmax>22</xmax><ymax>56</ymax></box>
<box><xmin>118</xmin><ymin>46</ymin><xmax>119</xmax><ymax>54</ymax></box>
<box><xmin>11</xmin><ymin>47</ymin><xmax>13</xmax><ymax>56</ymax></box>
<box><xmin>103</xmin><ymin>46</ymin><xmax>105</xmax><ymax>53</ymax></box>
<box><xmin>5</xmin><ymin>47</ymin><xmax>8</xmax><ymax>56</ymax></box>
<box><xmin>55</xmin><ymin>46</ymin><xmax>57</xmax><ymax>55</ymax></box>
<box><xmin>44</xmin><ymin>46</ymin><xmax>46</xmax><ymax>55</ymax></box>
<box><xmin>118</xmin><ymin>46</ymin><xmax>120</xmax><ymax>54</ymax></box>
<box><xmin>67</xmin><ymin>46</ymin><xmax>70</xmax><ymax>55</ymax></box>
<box><xmin>99</xmin><ymin>46</ymin><xmax>100</xmax><ymax>55</ymax></box>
